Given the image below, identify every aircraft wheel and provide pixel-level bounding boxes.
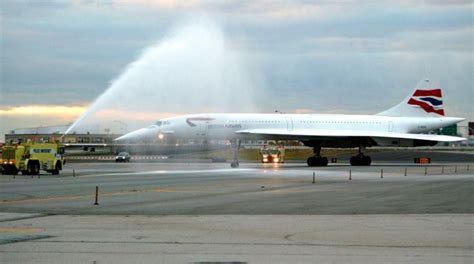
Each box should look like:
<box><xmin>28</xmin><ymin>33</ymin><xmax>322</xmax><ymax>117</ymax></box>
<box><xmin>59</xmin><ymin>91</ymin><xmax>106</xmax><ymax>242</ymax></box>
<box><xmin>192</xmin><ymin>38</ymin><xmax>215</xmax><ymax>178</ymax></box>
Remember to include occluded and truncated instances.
<box><xmin>350</xmin><ymin>155</ymin><xmax>372</xmax><ymax>166</ymax></box>
<box><xmin>30</xmin><ymin>162</ymin><xmax>40</xmax><ymax>175</ymax></box>
<box><xmin>364</xmin><ymin>156</ymin><xmax>372</xmax><ymax>166</ymax></box>
<box><xmin>51</xmin><ymin>161</ymin><xmax>61</xmax><ymax>175</ymax></box>
<box><xmin>320</xmin><ymin>157</ymin><xmax>328</xmax><ymax>166</ymax></box>
<box><xmin>307</xmin><ymin>157</ymin><xmax>328</xmax><ymax>167</ymax></box>
<box><xmin>350</xmin><ymin>156</ymin><xmax>357</xmax><ymax>166</ymax></box>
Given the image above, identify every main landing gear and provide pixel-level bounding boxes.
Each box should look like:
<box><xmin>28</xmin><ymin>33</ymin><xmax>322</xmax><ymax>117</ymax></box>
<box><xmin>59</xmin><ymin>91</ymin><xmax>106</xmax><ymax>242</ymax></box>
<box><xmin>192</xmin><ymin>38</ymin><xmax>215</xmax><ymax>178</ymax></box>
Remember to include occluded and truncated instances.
<box><xmin>307</xmin><ymin>146</ymin><xmax>328</xmax><ymax>167</ymax></box>
<box><xmin>350</xmin><ymin>144</ymin><xmax>372</xmax><ymax>166</ymax></box>
<box><xmin>230</xmin><ymin>139</ymin><xmax>241</xmax><ymax>168</ymax></box>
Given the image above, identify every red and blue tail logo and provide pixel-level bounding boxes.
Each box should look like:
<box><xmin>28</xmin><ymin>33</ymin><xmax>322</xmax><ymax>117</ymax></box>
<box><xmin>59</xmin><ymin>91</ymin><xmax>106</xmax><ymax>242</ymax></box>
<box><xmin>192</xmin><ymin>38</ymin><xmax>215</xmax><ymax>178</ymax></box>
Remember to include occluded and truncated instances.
<box><xmin>407</xmin><ymin>89</ymin><xmax>445</xmax><ymax>116</ymax></box>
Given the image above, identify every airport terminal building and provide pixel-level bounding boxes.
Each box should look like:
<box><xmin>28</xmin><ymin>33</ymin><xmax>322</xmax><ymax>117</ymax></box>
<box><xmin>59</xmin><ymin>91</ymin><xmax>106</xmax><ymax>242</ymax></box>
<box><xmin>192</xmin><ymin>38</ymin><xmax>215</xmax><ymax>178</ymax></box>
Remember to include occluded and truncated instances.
<box><xmin>5</xmin><ymin>124</ymin><xmax>296</xmax><ymax>147</ymax></box>
<box><xmin>4</xmin><ymin>124</ymin><xmax>299</xmax><ymax>155</ymax></box>
<box><xmin>5</xmin><ymin>125</ymin><xmax>120</xmax><ymax>145</ymax></box>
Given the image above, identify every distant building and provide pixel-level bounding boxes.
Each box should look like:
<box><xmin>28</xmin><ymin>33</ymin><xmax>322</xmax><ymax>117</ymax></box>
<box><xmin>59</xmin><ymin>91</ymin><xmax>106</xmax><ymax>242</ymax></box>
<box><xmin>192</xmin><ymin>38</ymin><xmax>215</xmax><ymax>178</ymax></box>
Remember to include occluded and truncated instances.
<box><xmin>435</xmin><ymin>124</ymin><xmax>458</xmax><ymax>136</ymax></box>
<box><xmin>467</xmin><ymin>122</ymin><xmax>474</xmax><ymax>146</ymax></box>
<box><xmin>5</xmin><ymin>125</ymin><xmax>120</xmax><ymax>145</ymax></box>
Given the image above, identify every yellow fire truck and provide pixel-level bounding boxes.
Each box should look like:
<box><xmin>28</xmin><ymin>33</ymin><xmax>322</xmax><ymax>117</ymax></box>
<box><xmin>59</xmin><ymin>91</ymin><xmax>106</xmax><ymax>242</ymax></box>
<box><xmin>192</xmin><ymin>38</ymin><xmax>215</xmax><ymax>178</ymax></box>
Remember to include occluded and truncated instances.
<box><xmin>1</xmin><ymin>142</ymin><xmax>65</xmax><ymax>175</ymax></box>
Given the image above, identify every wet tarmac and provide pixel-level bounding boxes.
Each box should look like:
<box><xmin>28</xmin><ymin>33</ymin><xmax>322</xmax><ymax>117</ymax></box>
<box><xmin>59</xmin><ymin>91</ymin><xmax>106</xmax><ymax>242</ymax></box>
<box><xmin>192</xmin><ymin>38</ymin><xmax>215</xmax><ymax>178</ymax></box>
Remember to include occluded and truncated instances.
<box><xmin>0</xmin><ymin>162</ymin><xmax>473</xmax><ymax>215</ymax></box>
<box><xmin>0</xmin><ymin>161</ymin><xmax>473</xmax><ymax>263</ymax></box>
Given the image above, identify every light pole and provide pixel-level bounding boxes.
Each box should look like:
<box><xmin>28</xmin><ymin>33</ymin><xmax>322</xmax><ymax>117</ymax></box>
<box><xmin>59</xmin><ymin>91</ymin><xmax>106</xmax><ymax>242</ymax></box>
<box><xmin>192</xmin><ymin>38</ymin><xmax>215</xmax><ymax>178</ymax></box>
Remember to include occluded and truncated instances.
<box><xmin>113</xmin><ymin>120</ymin><xmax>127</xmax><ymax>134</ymax></box>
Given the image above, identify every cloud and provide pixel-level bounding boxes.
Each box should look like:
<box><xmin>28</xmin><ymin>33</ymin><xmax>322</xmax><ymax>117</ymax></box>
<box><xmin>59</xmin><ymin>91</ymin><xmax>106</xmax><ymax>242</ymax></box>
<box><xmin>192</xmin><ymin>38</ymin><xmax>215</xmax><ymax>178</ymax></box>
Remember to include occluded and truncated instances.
<box><xmin>425</xmin><ymin>0</ymin><xmax>473</xmax><ymax>6</ymax></box>
<box><xmin>112</xmin><ymin>0</ymin><xmax>200</xmax><ymax>9</ymax></box>
<box><xmin>1</xmin><ymin>0</ymin><xmax>472</xmax><ymax>141</ymax></box>
<box><xmin>0</xmin><ymin>104</ymin><xmax>180</xmax><ymax>122</ymax></box>
<box><xmin>0</xmin><ymin>104</ymin><xmax>183</xmax><ymax>140</ymax></box>
<box><xmin>237</xmin><ymin>2</ymin><xmax>325</xmax><ymax>20</ymax></box>
<box><xmin>94</xmin><ymin>109</ymin><xmax>180</xmax><ymax>121</ymax></box>
<box><xmin>0</xmin><ymin>105</ymin><xmax>86</xmax><ymax>140</ymax></box>
<box><xmin>0</xmin><ymin>105</ymin><xmax>87</xmax><ymax>117</ymax></box>
<box><xmin>104</xmin><ymin>0</ymin><xmax>473</xmax><ymax>22</ymax></box>
<box><xmin>293</xmin><ymin>108</ymin><xmax>316</xmax><ymax>114</ymax></box>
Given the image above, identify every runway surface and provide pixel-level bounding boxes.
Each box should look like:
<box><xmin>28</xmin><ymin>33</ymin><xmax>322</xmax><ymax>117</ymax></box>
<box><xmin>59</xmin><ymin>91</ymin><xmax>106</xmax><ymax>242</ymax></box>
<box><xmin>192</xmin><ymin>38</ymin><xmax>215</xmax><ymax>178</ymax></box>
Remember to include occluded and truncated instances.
<box><xmin>0</xmin><ymin>162</ymin><xmax>473</xmax><ymax>215</ymax></box>
<box><xmin>1</xmin><ymin>161</ymin><xmax>473</xmax><ymax>263</ymax></box>
<box><xmin>0</xmin><ymin>213</ymin><xmax>472</xmax><ymax>263</ymax></box>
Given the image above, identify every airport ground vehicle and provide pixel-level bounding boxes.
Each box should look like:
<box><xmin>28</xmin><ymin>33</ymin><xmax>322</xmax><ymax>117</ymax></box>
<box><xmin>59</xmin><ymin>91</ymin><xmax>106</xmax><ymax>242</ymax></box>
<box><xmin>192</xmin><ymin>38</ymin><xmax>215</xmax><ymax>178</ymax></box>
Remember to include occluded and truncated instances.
<box><xmin>1</xmin><ymin>142</ymin><xmax>65</xmax><ymax>175</ymax></box>
<box><xmin>260</xmin><ymin>145</ymin><xmax>285</xmax><ymax>163</ymax></box>
<box><xmin>115</xmin><ymin>152</ymin><xmax>131</xmax><ymax>162</ymax></box>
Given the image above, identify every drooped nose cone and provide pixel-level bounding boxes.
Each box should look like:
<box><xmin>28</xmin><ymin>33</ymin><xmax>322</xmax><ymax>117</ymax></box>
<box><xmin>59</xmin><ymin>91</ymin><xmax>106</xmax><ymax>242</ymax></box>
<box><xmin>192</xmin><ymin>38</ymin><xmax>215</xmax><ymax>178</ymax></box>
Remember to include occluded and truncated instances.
<box><xmin>114</xmin><ymin>127</ymin><xmax>157</xmax><ymax>142</ymax></box>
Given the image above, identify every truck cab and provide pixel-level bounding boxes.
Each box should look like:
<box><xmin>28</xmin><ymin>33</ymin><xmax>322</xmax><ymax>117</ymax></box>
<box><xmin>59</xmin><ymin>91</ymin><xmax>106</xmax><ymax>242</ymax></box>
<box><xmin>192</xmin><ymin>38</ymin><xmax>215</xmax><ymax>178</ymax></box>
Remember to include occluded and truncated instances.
<box><xmin>260</xmin><ymin>144</ymin><xmax>285</xmax><ymax>163</ymax></box>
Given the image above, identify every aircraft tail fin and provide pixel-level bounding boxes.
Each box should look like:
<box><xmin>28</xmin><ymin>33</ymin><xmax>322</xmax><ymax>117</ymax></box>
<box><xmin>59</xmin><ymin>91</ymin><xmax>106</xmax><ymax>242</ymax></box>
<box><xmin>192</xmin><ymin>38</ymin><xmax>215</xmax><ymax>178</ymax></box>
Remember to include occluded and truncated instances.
<box><xmin>377</xmin><ymin>79</ymin><xmax>445</xmax><ymax>117</ymax></box>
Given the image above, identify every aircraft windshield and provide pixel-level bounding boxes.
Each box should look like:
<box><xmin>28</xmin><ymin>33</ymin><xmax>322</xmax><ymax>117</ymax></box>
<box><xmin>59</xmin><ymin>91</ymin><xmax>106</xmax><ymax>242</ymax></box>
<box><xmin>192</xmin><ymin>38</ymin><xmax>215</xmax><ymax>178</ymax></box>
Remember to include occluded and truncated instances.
<box><xmin>267</xmin><ymin>149</ymin><xmax>279</xmax><ymax>155</ymax></box>
<box><xmin>261</xmin><ymin>149</ymin><xmax>279</xmax><ymax>155</ymax></box>
<box><xmin>155</xmin><ymin>121</ymin><xmax>171</xmax><ymax>126</ymax></box>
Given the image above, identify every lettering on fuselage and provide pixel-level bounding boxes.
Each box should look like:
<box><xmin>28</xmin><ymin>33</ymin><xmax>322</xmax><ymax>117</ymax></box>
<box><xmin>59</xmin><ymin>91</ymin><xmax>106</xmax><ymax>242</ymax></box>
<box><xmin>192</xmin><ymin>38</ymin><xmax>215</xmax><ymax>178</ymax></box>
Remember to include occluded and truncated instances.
<box><xmin>208</xmin><ymin>124</ymin><xmax>242</xmax><ymax>129</ymax></box>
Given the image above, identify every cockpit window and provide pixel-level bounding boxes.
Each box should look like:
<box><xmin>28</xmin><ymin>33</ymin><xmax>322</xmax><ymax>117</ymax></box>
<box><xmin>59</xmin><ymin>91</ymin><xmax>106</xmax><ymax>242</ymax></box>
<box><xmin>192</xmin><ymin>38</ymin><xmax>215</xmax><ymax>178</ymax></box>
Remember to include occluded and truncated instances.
<box><xmin>156</xmin><ymin>120</ymin><xmax>170</xmax><ymax>126</ymax></box>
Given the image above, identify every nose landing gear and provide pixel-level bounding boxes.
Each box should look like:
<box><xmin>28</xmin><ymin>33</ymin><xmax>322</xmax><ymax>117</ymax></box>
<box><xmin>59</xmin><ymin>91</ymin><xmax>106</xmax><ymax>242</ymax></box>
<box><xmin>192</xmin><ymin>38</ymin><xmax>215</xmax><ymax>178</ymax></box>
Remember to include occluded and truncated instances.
<box><xmin>230</xmin><ymin>139</ymin><xmax>241</xmax><ymax>168</ymax></box>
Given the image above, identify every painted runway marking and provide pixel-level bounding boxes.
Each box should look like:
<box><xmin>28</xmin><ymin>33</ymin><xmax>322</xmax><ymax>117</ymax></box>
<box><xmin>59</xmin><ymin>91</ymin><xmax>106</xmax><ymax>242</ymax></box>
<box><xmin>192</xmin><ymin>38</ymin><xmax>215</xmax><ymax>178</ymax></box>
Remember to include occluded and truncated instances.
<box><xmin>78</xmin><ymin>168</ymin><xmax>259</xmax><ymax>178</ymax></box>
<box><xmin>0</xmin><ymin>228</ymin><xmax>44</xmax><ymax>233</ymax></box>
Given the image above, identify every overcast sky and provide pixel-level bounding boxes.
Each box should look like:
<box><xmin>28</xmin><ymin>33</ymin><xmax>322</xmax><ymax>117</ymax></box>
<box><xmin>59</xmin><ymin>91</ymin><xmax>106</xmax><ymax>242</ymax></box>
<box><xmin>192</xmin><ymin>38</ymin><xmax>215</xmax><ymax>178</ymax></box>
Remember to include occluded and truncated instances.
<box><xmin>1</xmin><ymin>0</ymin><xmax>473</xmax><ymax>141</ymax></box>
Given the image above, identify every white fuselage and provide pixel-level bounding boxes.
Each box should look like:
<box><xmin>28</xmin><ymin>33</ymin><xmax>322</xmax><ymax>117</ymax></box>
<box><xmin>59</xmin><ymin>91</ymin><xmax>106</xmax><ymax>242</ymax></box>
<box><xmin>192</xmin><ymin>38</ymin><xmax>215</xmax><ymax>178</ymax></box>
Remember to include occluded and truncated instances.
<box><xmin>175</xmin><ymin>114</ymin><xmax>434</xmax><ymax>137</ymax></box>
<box><xmin>121</xmin><ymin>113</ymin><xmax>462</xmax><ymax>147</ymax></box>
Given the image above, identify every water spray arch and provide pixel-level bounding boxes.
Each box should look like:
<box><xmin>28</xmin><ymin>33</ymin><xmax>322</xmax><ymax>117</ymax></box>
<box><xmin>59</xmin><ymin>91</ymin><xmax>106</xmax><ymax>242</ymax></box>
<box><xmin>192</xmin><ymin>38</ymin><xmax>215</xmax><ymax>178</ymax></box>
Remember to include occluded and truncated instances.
<box><xmin>65</xmin><ymin>17</ymin><xmax>262</xmax><ymax>136</ymax></box>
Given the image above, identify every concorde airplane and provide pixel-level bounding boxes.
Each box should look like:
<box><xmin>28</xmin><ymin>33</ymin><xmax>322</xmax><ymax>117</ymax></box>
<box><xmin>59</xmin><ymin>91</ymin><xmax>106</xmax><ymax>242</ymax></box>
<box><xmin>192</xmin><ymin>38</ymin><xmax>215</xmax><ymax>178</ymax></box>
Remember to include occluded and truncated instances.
<box><xmin>115</xmin><ymin>79</ymin><xmax>466</xmax><ymax>167</ymax></box>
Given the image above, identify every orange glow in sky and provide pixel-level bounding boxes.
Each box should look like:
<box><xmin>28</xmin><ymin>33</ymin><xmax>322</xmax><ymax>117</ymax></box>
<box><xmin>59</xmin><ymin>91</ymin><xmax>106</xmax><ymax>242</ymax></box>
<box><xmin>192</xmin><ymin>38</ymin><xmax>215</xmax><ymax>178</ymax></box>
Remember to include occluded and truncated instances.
<box><xmin>0</xmin><ymin>105</ymin><xmax>181</xmax><ymax>122</ymax></box>
<box><xmin>0</xmin><ymin>105</ymin><xmax>87</xmax><ymax>118</ymax></box>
